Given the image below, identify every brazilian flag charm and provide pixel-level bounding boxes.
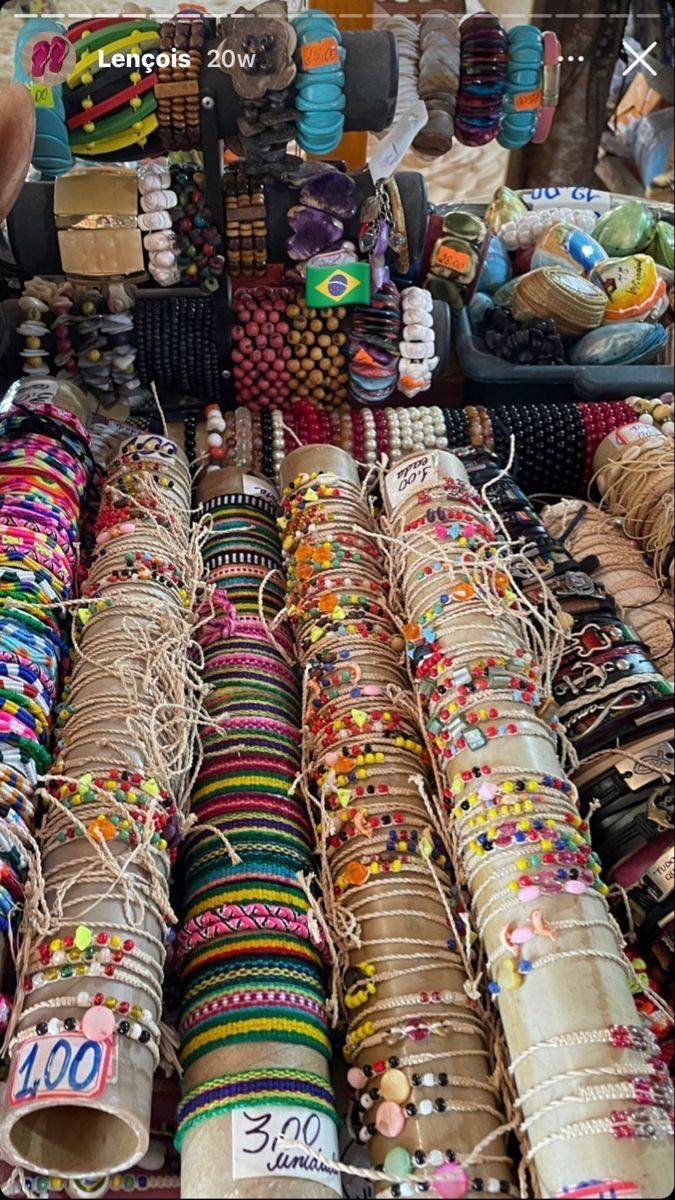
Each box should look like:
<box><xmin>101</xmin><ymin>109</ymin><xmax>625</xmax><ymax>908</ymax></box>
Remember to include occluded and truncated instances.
<box><xmin>305</xmin><ymin>262</ymin><xmax>371</xmax><ymax>308</ymax></box>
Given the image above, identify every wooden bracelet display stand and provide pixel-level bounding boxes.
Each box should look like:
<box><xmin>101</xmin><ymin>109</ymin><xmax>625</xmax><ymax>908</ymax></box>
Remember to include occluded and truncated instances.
<box><xmin>179</xmin><ymin>467</ymin><xmax>336</xmax><ymax>1200</ymax></box>
<box><xmin>383</xmin><ymin>450</ymin><xmax>674</xmax><ymax>1199</ymax></box>
<box><xmin>0</xmin><ymin>436</ymin><xmax>198</xmax><ymax>1180</ymax></box>
<box><xmin>279</xmin><ymin>446</ymin><xmax>514</xmax><ymax>1199</ymax></box>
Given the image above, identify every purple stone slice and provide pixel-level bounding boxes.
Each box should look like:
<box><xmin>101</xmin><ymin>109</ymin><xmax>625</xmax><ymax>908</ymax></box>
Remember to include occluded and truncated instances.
<box><xmin>286</xmin><ymin>205</ymin><xmax>344</xmax><ymax>261</ymax></box>
<box><xmin>299</xmin><ymin>170</ymin><xmax>357</xmax><ymax>219</ymax></box>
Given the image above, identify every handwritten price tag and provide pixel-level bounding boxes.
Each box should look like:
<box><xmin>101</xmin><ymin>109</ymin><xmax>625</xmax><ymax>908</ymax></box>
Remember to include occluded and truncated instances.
<box><xmin>9</xmin><ymin>1033</ymin><xmax>115</xmax><ymax>1107</ymax></box>
<box><xmin>27</xmin><ymin>83</ymin><xmax>54</xmax><ymax>108</ymax></box>
<box><xmin>514</xmin><ymin>88</ymin><xmax>542</xmax><ymax>111</ymax></box>
<box><xmin>17</xmin><ymin>379</ymin><xmax>59</xmax><ymax>406</ymax></box>
<box><xmin>434</xmin><ymin>244</ymin><xmax>471</xmax><ymax>274</ymax></box>
<box><xmin>300</xmin><ymin>37</ymin><xmax>340</xmax><ymax>71</ymax></box>
<box><xmin>243</xmin><ymin>474</ymin><xmax>279</xmax><ymax>504</ymax></box>
<box><xmin>232</xmin><ymin>1106</ymin><xmax>341</xmax><ymax>1194</ymax></box>
<box><xmin>384</xmin><ymin>453</ymin><xmax>438</xmax><ymax>511</ymax></box>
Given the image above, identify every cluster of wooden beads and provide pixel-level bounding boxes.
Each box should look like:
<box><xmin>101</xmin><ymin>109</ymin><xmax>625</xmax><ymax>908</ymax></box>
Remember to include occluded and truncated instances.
<box><xmin>230</xmin><ymin>287</ymin><xmax>349</xmax><ymax>411</ymax></box>
<box><xmin>285</xmin><ymin>293</ymin><xmax>348</xmax><ymax>408</ymax></box>
<box><xmin>223</xmin><ymin>171</ymin><xmax>267</xmax><ymax>278</ymax></box>
<box><xmin>156</xmin><ymin>18</ymin><xmax>203</xmax><ymax>150</ymax></box>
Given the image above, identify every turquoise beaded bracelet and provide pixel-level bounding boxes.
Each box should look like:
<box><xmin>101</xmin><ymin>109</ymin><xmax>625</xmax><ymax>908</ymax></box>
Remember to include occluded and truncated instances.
<box><xmin>497</xmin><ymin>25</ymin><xmax>543</xmax><ymax>150</ymax></box>
<box><xmin>292</xmin><ymin>9</ymin><xmax>346</xmax><ymax>155</ymax></box>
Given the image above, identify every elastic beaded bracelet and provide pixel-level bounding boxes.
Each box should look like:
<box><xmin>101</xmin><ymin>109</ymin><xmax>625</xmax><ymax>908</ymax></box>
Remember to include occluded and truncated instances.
<box><xmin>292</xmin><ymin>10</ymin><xmax>346</xmax><ymax>155</ymax></box>
<box><xmin>497</xmin><ymin>25</ymin><xmax>543</xmax><ymax>149</ymax></box>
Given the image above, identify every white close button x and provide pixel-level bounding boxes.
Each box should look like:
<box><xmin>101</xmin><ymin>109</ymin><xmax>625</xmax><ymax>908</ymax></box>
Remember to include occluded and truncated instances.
<box><xmin>622</xmin><ymin>39</ymin><xmax>658</xmax><ymax>77</ymax></box>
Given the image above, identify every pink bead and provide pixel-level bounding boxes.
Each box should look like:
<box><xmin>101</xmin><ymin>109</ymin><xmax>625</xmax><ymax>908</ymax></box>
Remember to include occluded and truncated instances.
<box><xmin>262</xmin><ymin>349</ymin><xmax>276</xmax><ymax>364</ymax></box>
<box><xmin>231</xmin><ymin>349</ymin><xmax>244</xmax><ymax>363</ymax></box>
<box><xmin>433</xmin><ymin>1164</ymin><xmax>469</xmax><ymax>1199</ymax></box>
<box><xmin>277</xmin><ymin>322</ymin><xmax>290</xmax><ymax>335</ymax></box>
<box><xmin>281</xmin><ymin>346</ymin><xmax>292</xmax><ymax>360</ymax></box>
<box><xmin>255</xmin><ymin>335</ymin><xmax>267</xmax><ymax>349</ymax></box>
<box><xmin>270</xmin><ymin>334</ymin><xmax>284</xmax><ymax>350</ymax></box>
<box><xmin>244</xmin><ymin>322</ymin><xmax>259</xmax><ymax>337</ymax></box>
<box><xmin>564</xmin><ymin>879</ymin><xmax>586</xmax><ymax>894</ymax></box>
<box><xmin>253</xmin><ymin>310</ymin><xmax>266</xmax><ymax>324</ymax></box>
<box><xmin>232</xmin><ymin>325</ymin><xmax>244</xmax><ymax>339</ymax></box>
<box><xmin>262</xmin><ymin>323</ymin><xmax>275</xmax><ymax>335</ymax></box>
<box><xmin>518</xmin><ymin>885</ymin><xmax>540</xmax><ymax>903</ymax></box>
<box><xmin>238</xmin><ymin>309</ymin><xmax>251</xmax><ymax>323</ymax></box>
<box><xmin>374</xmin><ymin>1101</ymin><xmax>405</xmax><ymax>1138</ymax></box>
<box><xmin>119</xmin><ymin>522</ymin><xmax>135</xmax><ymax>534</ymax></box>
<box><xmin>273</xmin><ymin>359</ymin><xmax>286</xmax><ymax>374</ymax></box>
<box><xmin>478</xmin><ymin>782</ymin><xmax>497</xmax><ymax>801</ymax></box>
<box><xmin>510</xmin><ymin>926</ymin><xmax>533</xmax><ymax>945</ymax></box>
<box><xmin>82</xmin><ymin>1005</ymin><xmax>115</xmax><ymax>1042</ymax></box>
<box><xmin>347</xmin><ymin>1067</ymin><xmax>367</xmax><ymax>1090</ymax></box>
<box><xmin>239</xmin><ymin>338</ymin><xmax>253</xmax><ymax>354</ymax></box>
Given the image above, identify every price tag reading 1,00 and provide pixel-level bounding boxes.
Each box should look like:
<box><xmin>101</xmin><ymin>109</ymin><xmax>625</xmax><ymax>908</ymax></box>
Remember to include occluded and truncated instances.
<box><xmin>9</xmin><ymin>1033</ymin><xmax>114</xmax><ymax>1107</ymax></box>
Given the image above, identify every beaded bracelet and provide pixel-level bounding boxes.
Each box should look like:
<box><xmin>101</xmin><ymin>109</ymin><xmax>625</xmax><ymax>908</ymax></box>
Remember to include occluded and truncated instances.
<box><xmin>291</xmin><ymin>10</ymin><xmax>346</xmax><ymax>155</ymax></box>
<box><xmin>156</xmin><ymin>18</ymin><xmax>203</xmax><ymax>150</ymax></box>
<box><xmin>224</xmin><ymin>170</ymin><xmax>268</xmax><ymax>279</ymax></box>
<box><xmin>497</xmin><ymin>25</ymin><xmax>543</xmax><ymax>150</ymax></box>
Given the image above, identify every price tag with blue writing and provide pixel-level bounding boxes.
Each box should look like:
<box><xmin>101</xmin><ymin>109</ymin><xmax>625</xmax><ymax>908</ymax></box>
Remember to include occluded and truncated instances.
<box><xmin>9</xmin><ymin>1033</ymin><xmax>116</xmax><ymax>1107</ymax></box>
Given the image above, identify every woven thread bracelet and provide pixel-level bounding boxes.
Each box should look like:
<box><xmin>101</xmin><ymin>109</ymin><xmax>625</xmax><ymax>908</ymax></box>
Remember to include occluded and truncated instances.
<box><xmin>175</xmin><ymin>1068</ymin><xmax>337</xmax><ymax>1150</ymax></box>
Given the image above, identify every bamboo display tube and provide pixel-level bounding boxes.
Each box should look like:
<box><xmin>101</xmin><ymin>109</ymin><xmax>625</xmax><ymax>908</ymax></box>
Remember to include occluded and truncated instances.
<box><xmin>279</xmin><ymin>446</ymin><xmax>514</xmax><ymax>1200</ymax></box>
<box><xmin>0</xmin><ymin>433</ymin><xmax>201</xmax><ymax>1179</ymax></box>
<box><xmin>383</xmin><ymin>449</ymin><xmax>674</xmax><ymax>1199</ymax></box>
<box><xmin>177</xmin><ymin>466</ymin><xmax>338</xmax><ymax>1200</ymax></box>
<box><xmin>0</xmin><ymin>377</ymin><xmax>93</xmax><ymax>1135</ymax></box>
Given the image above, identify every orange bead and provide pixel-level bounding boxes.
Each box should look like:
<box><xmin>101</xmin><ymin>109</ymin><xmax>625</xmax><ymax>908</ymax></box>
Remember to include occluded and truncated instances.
<box><xmin>345</xmin><ymin>861</ymin><xmax>369</xmax><ymax>886</ymax></box>
<box><xmin>403</xmin><ymin>623</ymin><xmax>420</xmax><ymax>640</ymax></box>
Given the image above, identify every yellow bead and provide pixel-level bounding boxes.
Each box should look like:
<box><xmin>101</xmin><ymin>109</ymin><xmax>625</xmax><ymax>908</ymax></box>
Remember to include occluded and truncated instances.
<box><xmin>392</xmin><ymin>859</ymin><xmax>402</xmax><ymax>872</ymax></box>
<box><xmin>516</xmin><ymin>858</ymin><xmax>527</xmax><ymax>871</ymax></box>
<box><xmin>104</xmin><ymin>996</ymin><xmax>117</xmax><ymax>1009</ymax></box>
<box><xmin>50</xmin><ymin>939</ymin><xmax>62</xmax><ymax>952</ymax></box>
<box><xmin>502</xmin><ymin>781</ymin><xmax>514</xmax><ymax>793</ymax></box>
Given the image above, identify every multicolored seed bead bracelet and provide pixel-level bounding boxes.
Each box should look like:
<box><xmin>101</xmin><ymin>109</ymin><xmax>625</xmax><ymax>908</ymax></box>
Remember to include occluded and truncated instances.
<box><xmin>0</xmin><ymin>431</ymin><xmax>201</xmax><ymax>1179</ymax></box>
<box><xmin>0</xmin><ymin>378</ymin><xmax>92</xmax><ymax>983</ymax></box>
<box><xmin>279</xmin><ymin>446</ymin><xmax>515</xmax><ymax>1200</ymax></box>
<box><xmin>383</xmin><ymin>448</ymin><xmax>674</xmax><ymax>1197</ymax></box>
<box><xmin>175</xmin><ymin>466</ymin><xmax>337</xmax><ymax>1195</ymax></box>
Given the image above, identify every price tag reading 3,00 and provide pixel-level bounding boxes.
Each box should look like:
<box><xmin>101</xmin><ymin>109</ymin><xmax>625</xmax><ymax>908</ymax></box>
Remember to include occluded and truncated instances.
<box><xmin>233</xmin><ymin>1106</ymin><xmax>341</xmax><ymax>1194</ymax></box>
<box><xmin>9</xmin><ymin>1033</ymin><xmax>114</xmax><ymax>1107</ymax></box>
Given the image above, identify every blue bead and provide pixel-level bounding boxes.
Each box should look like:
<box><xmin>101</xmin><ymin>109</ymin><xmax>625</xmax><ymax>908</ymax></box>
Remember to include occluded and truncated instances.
<box><xmin>518</xmin><ymin>960</ymin><xmax>532</xmax><ymax>974</ymax></box>
<box><xmin>488</xmin><ymin>981</ymin><xmax>500</xmax><ymax>994</ymax></box>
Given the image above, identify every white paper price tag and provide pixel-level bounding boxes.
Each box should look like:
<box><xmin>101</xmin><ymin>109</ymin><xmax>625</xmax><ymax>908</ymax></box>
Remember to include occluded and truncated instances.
<box><xmin>243</xmin><ymin>474</ymin><xmax>279</xmax><ymax>505</ymax></box>
<box><xmin>9</xmin><ymin>1033</ymin><xmax>115</xmax><ymax>1107</ymax></box>
<box><xmin>384</xmin><ymin>452</ymin><xmax>438</xmax><ymax>511</ymax></box>
<box><xmin>16</xmin><ymin>378</ymin><xmax>59</xmax><ymax>405</ymax></box>
<box><xmin>520</xmin><ymin>186</ymin><xmax>611</xmax><ymax>217</ymax></box>
<box><xmin>369</xmin><ymin>100</ymin><xmax>428</xmax><ymax>184</ymax></box>
<box><xmin>232</xmin><ymin>1106</ymin><xmax>341</xmax><ymax>1194</ymax></box>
